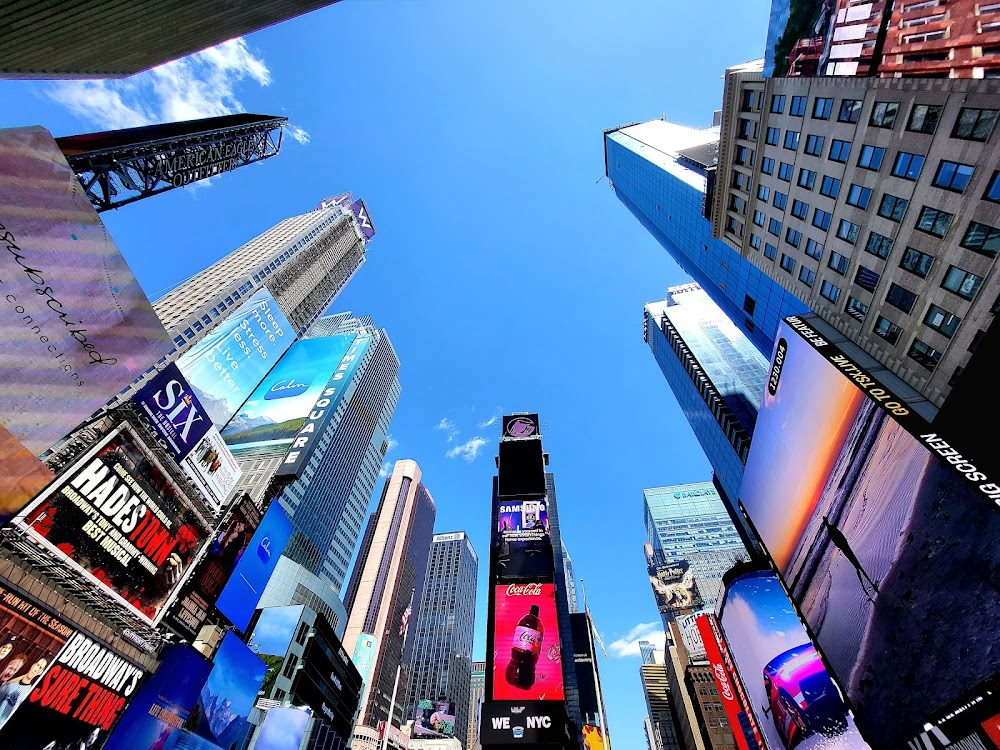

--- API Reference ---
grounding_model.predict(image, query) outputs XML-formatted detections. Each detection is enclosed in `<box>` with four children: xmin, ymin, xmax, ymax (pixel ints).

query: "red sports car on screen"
<box><xmin>762</xmin><ymin>643</ymin><xmax>849</xmax><ymax>748</ymax></box>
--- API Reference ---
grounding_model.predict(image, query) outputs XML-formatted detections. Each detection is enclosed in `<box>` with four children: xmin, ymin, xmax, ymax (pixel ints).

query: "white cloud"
<box><xmin>287</xmin><ymin>125</ymin><xmax>311</xmax><ymax>145</ymax></box>
<box><xmin>477</xmin><ymin>407</ymin><xmax>503</xmax><ymax>429</ymax></box>
<box><xmin>48</xmin><ymin>38</ymin><xmax>271</xmax><ymax>131</ymax></box>
<box><xmin>379</xmin><ymin>461</ymin><xmax>392</xmax><ymax>478</ymax></box>
<box><xmin>608</xmin><ymin>622</ymin><xmax>666</xmax><ymax>658</ymax></box>
<box><xmin>446</xmin><ymin>436</ymin><xmax>489</xmax><ymax>462</ymax></box>
<box><xmin>437</xmin><ymin>418</ymin><xmax>456</xmax><ymax>431</ymax></box>
<box><xmin>385</xmin><ymin>435</ymin><xmax>399</xmax><ymax>453</ymax></box>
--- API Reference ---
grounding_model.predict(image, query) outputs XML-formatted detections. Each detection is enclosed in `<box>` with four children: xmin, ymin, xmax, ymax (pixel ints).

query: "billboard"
<box><xmin>492</xmin><ymin>583</ymin><xmax>564</xmax><ymax>701</ymax></box>
<box><xmin>495</xmin><ymin>499</ymin><xmax>553</xmax><ymax>581</ymax></box>
<box><xmin>479</xmin><ymin>700</ymin><xmax>572</xmax><ymax>746</ymax></box>
<box><xmin>349</xmin><ymin>200</ymin><xmax>375</xmax><ymax>241</ymax></box>
<box><xmin>497</xmin><ymin>440</ymin><xmax>547</xmax><ymax>498</ymax></box>
<box><xmin>254</xmin><ymin>706</ymin><xmax>310</xmax><ymax>750</ymax></box>
<box><xmin>718</xmin><ymin>569</ymin><xmax>868</xmax><ymax>750</ymax></box>
<box><xmin>413</xmin><ymin>698</ymin><xmax>456</xmax><ymax>738</ymax></box>
<box><xmin>14</xmin><ymin>424</ymin><xmax>210</xmax><ymax>624</ymax></box>
<box><xmin>103</xmin><ymin>644</ymin><xmax>212</xmax><ymax>750</ymax></box>
<box><xmin>0</xmin><ymin>126</ymin><xmax>171</xmax><ymax>457</ymax></box>
<box><xmin>0</xmin><ymin>423</ymin><xmax>53</xmax><ymax>527</ymax></box>
<box><xmin>0</xmin><ymin>631</ymin><xmax>146</xmax><ymax>750</ymax></box>
<box><xmin>274</xmin><ymin>334</ymin><xmax>372</xmax><ymax>478</ymax></box>
<box><xmin>502</xmin><ymin>414</ymin><xmax>540</xmax><ymax>440</ymax></box>
<box><xmin>192</xmin><ymin>632</ymin><xmax>266</xmax><ymax>748</ymax></box>
<box><xmin>351</xmin><ymin>634</ymin><xmax>378</xmax><ymax>687</ymax></box>
<box><xmin>582</xmin><ymin>725</ymin><xmax>606</xmax><ymax>750</ymax></box>
<box><xmin>290</xmin><ymin>630</ymin><xmax>363</xmax><ymax>739</ymax></box>
<box><xmin>214</xmin><ymin>500</ymin><xmax>293</xmax><ymax>632</ymax></box>
<box><xmin>220</xmin><ymin>333</ymin><xmax>358</xmax><ymax>449</ymax></box>
<box><xmin>182</xmin><ymin>428</ymin><xmax>241</xmax><ymax>512</ymax></box>
<box><xmin>739</xmin><ymin>316</ymin><xmax>1000</xmax><ymax>748</ymax></box>
<box><xmin>249</xmin><ymin>605</ymin><xmax>303</xmax><ymax>702</ymax></box>
<box><xmin>646</xmin><ymin>555</ymin><xmax>703</xmax><ymax>616</ymax></box>
<box><xmin>175</xmin><ymin>289</ymin><xmax>293</xmax><ymax>428</ymax></box>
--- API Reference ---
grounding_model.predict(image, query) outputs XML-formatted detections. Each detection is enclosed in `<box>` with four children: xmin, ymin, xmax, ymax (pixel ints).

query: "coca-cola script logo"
<box><xmin>506</xmin><ymin>583</ymin><xmax>543</xmax><ymax>596</ymax></box>
<box><xmin>505</xmin><ymin>417</ymin><xmax>536</xmax><ymax>438</ymax></box>
<box><xmin>712</xmin><ymin>663</ymin><xmax>734</xmax><ymax>701</ymax></box>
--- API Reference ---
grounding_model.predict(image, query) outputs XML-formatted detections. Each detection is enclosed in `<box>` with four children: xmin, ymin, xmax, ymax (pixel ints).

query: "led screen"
<box><xmin>254</xmin><ymin>706</ymin><xmax>310</xmax><ymax>750</ymax></box>
<box><xmin>496</xmin><ymin>440</ymin><xmax>546</xmax><ymax>497</ymax></box>
<box><xmin>492</xmin><ymin>583</ymin><xmax>564</xmax><ymax>701</ymax></box>
<box><xmin>413</xmin><ymin>698</ymin><xmax>456</xmax><ymax>738</ymax></box>
<box><xmin>495</xmin><ymin>498</ymin><xmax>553</xmax><ymax>580</ymax></box>
<box><xmin>0</xmin><ymin>424</ymin><xmax>52</xmax><ymax>526</ymax></box>
<box><xmin>646</xmin><ymin>556</ymin><xmax>703</xmax><ymax>616</ymax></box>
<box><xmin>192</xmin><ymin>632</ymin><xmax>266</xmax><ymax>747</ymax></box>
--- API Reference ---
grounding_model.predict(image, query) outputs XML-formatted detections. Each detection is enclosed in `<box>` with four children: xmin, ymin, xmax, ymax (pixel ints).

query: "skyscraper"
<box><xmin>343</xmin><ymin>460</ymin><xmax>436</xmax><ymax>746</ymax></box>
<box><xmin>604</xmin><ymin>118</ymin><xmax>807</xmax><ymax>357</ymax></box>
<box><xmin>404</xmin><ymin>531</ymin><xmax>479</xmax><ymax>749</ymax></box>
<box><xmin>643</xmin><ymin>483</ymin><xmax>750</xmax><ymax>608</ymax></box>
<box><xmin>644</xmin><ymin>283</ymin><xmax>769</xmax><ymax>505</ymax></box>
<box><xmin>639</xmin><ymin>641</ymin><xmax>657</xmax><ymax>665</ymax></box>
<box><xmin>641</xmin><ymin>655</ymin><xmax>684</xmax><ymax>750</ymax></box>
<box><xmin>562</xmin><ymin>543</ymin><xmax>580</xmax><ymax>614</ymax></box>
<box><xmin>468</xmin><ymin>662</ymin><xmax>486</xmax><ymax>750</ymax></box>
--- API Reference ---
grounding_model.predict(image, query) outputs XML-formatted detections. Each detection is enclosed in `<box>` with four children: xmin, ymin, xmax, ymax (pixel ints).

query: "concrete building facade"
<box><xmin>468</xmin><ymin>661</ymin><xmax>486</xmax><ymax>750</ymax></box>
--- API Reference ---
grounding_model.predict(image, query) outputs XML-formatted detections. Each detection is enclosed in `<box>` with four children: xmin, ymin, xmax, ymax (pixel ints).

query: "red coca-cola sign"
<box><xmin>506</xmin><ymin>583</ymin><xmax>543</xmax><ymax>596</ymax></box>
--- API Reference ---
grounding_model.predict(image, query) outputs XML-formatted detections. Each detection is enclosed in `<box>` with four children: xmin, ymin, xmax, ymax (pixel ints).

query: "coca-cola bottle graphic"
<box><xmin>505</xmin><ymin>604</ymin><xmax>543</xmax><ymax>689</ymax></box>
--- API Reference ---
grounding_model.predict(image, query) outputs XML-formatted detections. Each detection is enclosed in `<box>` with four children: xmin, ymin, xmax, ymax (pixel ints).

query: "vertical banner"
<box><xmin>694</xmin><ymin>614</ymin><xmax>761</xmax><ymax>750</ymax></box>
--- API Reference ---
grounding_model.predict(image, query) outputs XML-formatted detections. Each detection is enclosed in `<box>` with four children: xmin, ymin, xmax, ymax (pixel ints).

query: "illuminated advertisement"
<box><xmin>351</xmin><ymin>634</ymin><xmax>378</xmax><ymax>687</ymax></box>
<box><xmin>103</xmin><ymin>644</ymin><xmax>212</xmax><ymax>750</ymax></box>
<box><xmin>254</xmin><ymin>706</ymin><xmax>310</xmax><ymax>750</ymax></box>
<box><xmin>181</xmin><ymin>428</ymin><xmax>240</xmax><ymax>512</ymax></box>
<box><xmin>192</xmin><ymin>632</ymin><xmax>266</xmax><ymax>748</ymax></box>
<box><xmin>695</xmin><ymin>613</ymin><xmax>762</xmax><ymax>750</ymax></box>
<box><xmin>349</xmin><ymin>199</ymin><xmax>375</xmax><ymax>241</ymax></box>
<box><xmin>718</xmin><ymin>568</ymin><xmax>869</xmax><ymax>750</ymax></box>
<box><xmin>583</xmin><ymin>725</ymin><xmax>606</xmax><ymax>750</ymax></box>
<box><xmin>739</xmin><ymin>317</ymin><xmax>1000</xmax><ymax>748</ymax></box>
<box><xmin>495</xmin><ymin>499</ymin><xmax>553</xmax><ymax>581</ymax></box>
<box><xmin>0</xmin><ymin>126</ymin><xmax>171</xmax><ymax>457</ymax></box>
<box><xmin>480</xmin><ymin>700</ymin><xmax>571</xmax><ymax>746</ymax></box>
<box><xmin>215</xmin><ymin>500</ymin><xmax>293</xmax><ymax>632</ymax></box>
<box><xmin>274</xmin><ymin>334</ymin><xmax>372</xmax><ymax>478</ymax></box>
<box><xmin>492</xmin><ymin>583</ymin><xmax>564</xmax><ymax>701</ymax></box>
<box><xmin>0</xmin><ymin>423</ymin><xmax>52</xmax><ymax>526</ymax></box>
<box><xmin>496</xmin><ymin>439</ymin><xmax>546</xmax><ymax>498</ymax></box>
<box><xmin>413</xmin><ymin>698</ymin><xmax>456</xmax><ymax>737</ymax></box>
<box><xmin>0</xmin><ymin>631</ymin><xmax>146</xmax><ymax>750</ymax></box>
<box><xmin>502</xmin><ymin>414</ymin><xmax>539</xmax><ymax>440</ymax></box>
<box><xmin>176</xmin><ymin>289</ymin><xmax>292</xmax><ymax>428</ymax></box>
<box><xmin>646</xmin><ymin>555</ymin><xmax>703</xmax><ymax>616</ymax></box>
<box><xmin>249</xmin><ymin>605</ymin><xmax>303</xmax><ymax>701</ymax></box>
<box><xmin>14</xmin><ymin>425</ymin><xmax>210</xmax><ymax>624</ymax></box>
<box><xmin>220</xmin><ymin>333</ymin><xmax>358</xmax><ymax>449</ymax></box>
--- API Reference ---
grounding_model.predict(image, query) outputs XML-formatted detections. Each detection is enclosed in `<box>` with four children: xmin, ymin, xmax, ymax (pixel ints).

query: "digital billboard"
<box><xmin>349</xmin><ymin>199</ymin><xmax>375</xmax><ymax>241</ymax></box>
<box><xmin>215</xmin><ymin>500</ymin><xmax>293</xmax><ymax>632</ymax></box>
<box><xmin>413</xmin><ymin>698</ymin><xmax>456</xmax><ymax>738</ymax></box>
<box><xmin>0</xmin><ymin>423</ymin><xmax>53</xmax><ymax>527</ymax></box>
<box><xmin>175</xmin><ymin>288</ymin><xmax>292</xmax><ymax>428</ymax></box>
<box><xmin>0</xmin><ymin>126</ymin><xmax>171</xmax><ymax>457</ymax></box>
<box><xmin>646</xmin><ymin>556</ymin><xmax>703</xmax><ymax>616</ymax></box>
<box><xmin>497</xmin><ymin>439</ymin><xmax>546</xmax><ymax>498</ymax></box>
<box><xmin>248</xmin><ymin>605</ymin><xmax>303</xmax><ymax>702</ymax></box>
<box><xmin>739</xmin><ymin>317</ymin><xmax>1000</xmax><ymax>748</ymax></box>
<box><xmin>480</xmin><ymin>700</ymin><xmax>572</xmax><ymax>746</ymax></box>
<box><xmin>182</xmin><ymin>428</ymin><xmax>241</xmax><ymax>512</ymax></box>
<box><xmin>220</xmin><ymin>333</ymin><xmax>357</xmax><ymax>449</ymax></box>
<box><xmin>103</xmin><ymin>644</ymin><xmax>212</xmax><ymax>750</ymax></box>
<box><xmin>502</xmin><ymin>414</ymin><xmax>540</xmax><ymax>440</ymax></box>
<box><xmin>495</xmin><ymin>499</ymin><xmax>553</xmax><ymax>581</ymax></box>
<box><xmin>14</xmin><ymin>424</ymin><xmax>210</xmax><ymax>624</ymax></box>
<box><xmin>583</xmin><ymin>725</ymin><xmax>606</xmax><ymax>750</ymax></box>
<box><xmin>289</xmin><ymin>627</ymin><xmax>363</xmax><ymax>741</ymax></box>
<box><xmin>192</xmin><ymin>632</ymin><xmax>266</xmax><ymax>748</ymax></box>
<box><xmin>0</xmin><ymin>631</ymin><xmax>146</xmax><ymax>750</ymax></box>
<box><xmin>351</xmin><ymin>634</ymin><xmax>378</xmax><ymax>688</ymax></box>
<box><xmin>718</xmin><ymin>568</ymin><xmax>869</xmax><ymax>750</ymax></box>
<box><xmin>492</xmin><ymin>583</ymin><xmax>564</xmax><ymax>701</ymax></box>
<box><xmin>254</xmin><ymin>706</ymin><xmax>310</xmax><ymax>750</ymax></box>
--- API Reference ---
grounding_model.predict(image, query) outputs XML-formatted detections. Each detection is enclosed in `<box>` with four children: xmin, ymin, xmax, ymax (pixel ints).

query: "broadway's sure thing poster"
<box><xmin>492</xmin><ymin>583</ymin><xmax>564</xmax><ymax>701</ymax></box>
<box><xmin>14</xmin><ymin>425</ymin><xmax>210</xmax><ymax>624</ymax></box>
<box><xmin>739</xmin><ymin>317</ymin><xmax>1000</xmax><ymax>748</ymax></box>
<box><xmin>494</xmin><ymin>499</ymin><xmax>553</xmax><ymax>581</ymax></box>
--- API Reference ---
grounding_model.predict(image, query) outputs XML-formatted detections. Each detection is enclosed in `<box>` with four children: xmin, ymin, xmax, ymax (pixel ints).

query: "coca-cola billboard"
<box><xmin>491</xmin><ymin>584</ymin><xmax>564</xmax><ymax>702</ymax></box>
<box><xmin>695</xmin><ymin>613</ymin><xmax>762</xmax><ymax>750</ymax></box>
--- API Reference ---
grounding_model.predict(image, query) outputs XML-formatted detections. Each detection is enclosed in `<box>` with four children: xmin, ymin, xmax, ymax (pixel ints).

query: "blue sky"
<box><xmin>0</xmin><ymin>1</ymin><xmax>772</xmax><ymax>746</ymax></box>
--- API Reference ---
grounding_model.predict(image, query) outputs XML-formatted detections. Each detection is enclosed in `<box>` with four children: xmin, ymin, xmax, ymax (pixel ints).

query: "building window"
<box><xmin>784</xmin><ymin>130</ymin><xmax>800</xmax><ymax>150</ymax></box>
<box><xmin>837</xmin><ymin>219</ymin><xmax>861</xmax><ymax>244</ymax></box>
<box><xmin>741</xmin><ymin>89</ymin><xmax>755</xmax><ymax>112</ymax></box>
<box><xmin>839</xmin><ymin>99</ymin><xmax>862</xmax><ymax>123</ymax></box>
<box><xmin>900</xmin><ymin>246</ymin><xmax>934</xmax><ymax>277</ymax></box>
<box><xmin>970</xmin><ymin>329</ymin><xmax>986</xmax><ymax>354</ymax></box>
<box><xmin>771</xmin><ymin>94</ymin><xmax>786</xmax><ymax>114</ymax></box>
<box><xmin>791</xmin><ymin>199</ymin><xmax>809</xmax><ymax>219</ymax></box>
<box><xmin>828</xmin><ymin>251</ymin><xmax>850</xmax><ymax>275</ymax></box>
<box><xmin>798</xmin><ymin>168</ymin><xmax>816</xmax><ymax>189</ymax></box>
<box><xmin>941</xmin><ymin>265</ymin><xmax>983</xmax><ymax>300</ymax></box>
<box><xmin>765</xmin><ymin>127</ymin><xmax>780</xmax><ymax>145</ymax></box>
<box><xmin>805</xmin><ymin>238</ymin><xmax>824</xmax><ymax>259</ymax></box>
<box><xmin>874</xmin><ymin>315</ymin><xmax>903</xmax><ymax>344</ymax></box>
<box><xmin>820</xmin><ymin>280</ymin><xmax>841</xmax><ymax>303</ymax></box>
<box><xmin>886</xmin><ymin>282</ymin><xmax>918</xmax><ymax>313</ymax></box>
<box><xmin>984</xmin><ymin>171</ymin><xmax>1000</xmax><ymax>202</ymax></box>
<box><xmin>790</xmin><ymin>95</ymin><xmax>807</xmax><ymax>116</ymax></box>
<box><xmin>813</xmin><ymin>97</ymin><xmax>833</xmax><ymax>120</ymax></box>
<box><xmin>743</xmin><ymin>294</ymin><xmax>756</xmax><ymax>315</ymax></box>
<box><xmin>892</xmin><ymin>151</ymin><xmax>925</xmax><ymax>180</ymax></box>
<box><xmin>924</xmin><ymin>304</ymin><xmax>961</xmax><ymax>338</ymax></box>
<box><xmin>948</xmin><ymin>366</ymin><xmax>965</xmax><ymax>387</ymax></box>
<box><xmin>820</xmin><ymin>175</ymin><xmax>841</xmax><ymax>198</ymax></box>
<box><xmin>907</xmin><ymin>104</ymin><xmax>942</xmax><ymax>134</ymax></box>
<box><xmin>780</xmin><ymin>253</ymin><xmax>797</xmax><ymax>272</ymax></box>
<box><xmin>961</xmin><ymin>220</ymin><xmax>1000</xmax><ymax>258</ymax></box>
<box><xmin>757</xmin><ymin>183</ymin><xmax>770</xmax><ymax>201</ymax></box>
<box><xmin>902</xmin><ymin>12</ymin><xmax>946</xmax><ymax>26</ymax></box>
<box><xmin>804</xmin><ymin>134</ymin><xmax>824</xmax><ymax>156</ymax></box>
<box><xmin>952</xmin><ymin>107</ymin><xmax>999</xmax><ymax>141</ymax></box>
<box><xmin>854</xmin><ymin>265</ymin><xmax>881</xmax><ymax>292</ymax></box>
<box><xmin>729</xmin><ymin>194</ymin><xmax>743</xmax><ymax>212</ymax></box>
<box><xmin>846</xmin><ymin>184</ymin><xmax>873</xmax><ymax>209</ymax></box>
<box><xmin>846</xmin><ymin>296</ymin><xmax>869</xmax><ymax>321</ymax></box>
<box><xmin>768</xmin><ymin>217</ymin><xmax>782</xmax><ymax>236</ymax></box>
<box><xmin>778</xmin><ymin>162</ymin><xmax>794</xmax><ymax>181</ymax></box>
<box><xmin>749</xmin><ymin>233</ymin><xmax>762</xmax><ymax>250</ymax></box>
<box><xmin>932</xmin><ymin>160</ymin><xmax>975</xmax><ymax>192</ymax></box>
<box><xmin>870</xmin><ymin>101</ymin><xmax>899</xmax><ymax>128</ymax></box>
<box><xmin>764</xmin><ymin>242</ymin><xmax>778</xmax><ymax>260</ymax></box>
<box><xmin>812</xmin><ymin>208</ymin><xmax>832</xmax><ymax>230</ymax></box>
<box><xmin>761</xmin><ymin>157</ymin><xmax>775</xmax><ymax>175</ymax></box>
<box><xmin>908</xmin><ymin>338</ymin><xmax>942</xmax><ymax>370</ymax></box>
<box><xmin>861</xmin><ymin>231</ymin><xmax>893</xmax><ymax>259</ymax></box>
<box><xmin>786</xmin><ymin>228</ymin><xmax>802</xmax><ymax>247</ymax></box>
<box><xmin>735</xmin><ymin>146</ymin><xmax>752</xmax><ymax>165</ymax></box>
<box><xmin>753</xmin><ymin>210</ymin><xmax>766</xmax><ymax>226</ymax></box>
<box><xmin>857</xmin><ymin>145</ymin><xmax>885</xmax><ymax>171</ymax></box>
<box><xmin>738</xmin><ymin>118</ymin><xmax>755</xmax><ymax>139</ymax></box>
<box><xmin>773</xmin><ymin>191</ymin><xmax>788</xmax><ymax>210</ymax></box>
<box><xmin>904</xmin><ymin>29</ymin><xmax>945</xmax><ymax>43</ymax></box>
<box><xmin>878</xmin><ymin>193</ymin><xmax>909</xmax><ymax>222</ymax></box>
<box><xmin>916</xmin><ymin>206</ymin><xmax>953</xmax><ymax>237</ymax></box>
<box><xmin>799</xmin><ymin>265</ymin><xmax>816</xmax><ymax>286</ymax></box>
<box><xmin>829</xmin><ymin>139</ymin><xmax>851</xmax><ymax>163</ymax></box>
<box><xmin>173</xmin><ymin>335</ymin><xmax>186</xmax><ymax>348</ymax></box>
<box><xmin>725</xmin><ymin>216</ymin><xmax>744</xmax><ymax>236</ymax></box>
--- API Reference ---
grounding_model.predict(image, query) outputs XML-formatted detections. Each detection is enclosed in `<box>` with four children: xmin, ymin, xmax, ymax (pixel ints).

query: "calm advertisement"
<box><xmin>0</xmin><ymin>631</ymin><xmax>146</xmax><ymax>750</ymax></box>
<box><xmin>254</xmin><ymin>706</ymin><xmax>310</xmax><ymax>750</ymax></box>
<box><xmin>175</xmin><ymin>289</ymin><xmax>292</xmax><ymax>428</ymax></box>
<box><xmin>492</xmin><ymin>583</ymin><xmax>564</xmax><ymax>701</ymax></box>
<box><xmin>14</xmin><ymin>425</ymin><xmax>210</xmax><ymax>624</ymax></box>
<box><xmin>220</xmin><ymin>333</ymin><xmax>357</xmax><ymax>449</ymax></box>
<box><xmin>250</xmin><ymin>605</ymin><xmax>303</xmax><ymax>701</ymax></box>
<box><xmin>495</xmin><ymin>499</ymin><xmax>553</xmax><ymax>581</ymax></box>
<box><xmin>0</xmin><ymin>583</ymin><xmax>74</xmax><ymax>734</ymax></box>
<box><xmin>192</xmin><ymin>632</ymin><xmax>266</xmax><ymax>748</ymax></box>
<box><xmin>719</xmin><ymin>569</ymin><xmax>869</xmax><ymax>750</ymax></box>
<box><xmin>103</xmin><ymin>644</ymin><xmax>212</xmax><ymax>750</ymax></box>
<box><xmin>646</xmin><ymin>553</ymin><xmax>703</xmax><ymax>617</ymax></box>
<box><xmin>215</xmin><ymin>501</ymin><xmax>293</xmax><ymax>632</ymax></box>
<box><xmin>739</xmin><ymin>318</ymin><xmax>1000</xmax><ymax>748</ymax></box>
<box><xmin>413</xmin><ymin>698</ymin><xmax>456</xmax><ymax>738</ymax></box>
<box><xmin>0</xmin><ymin>126</ymin><xmax>170</xmax><ymax>457</ymax></box>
